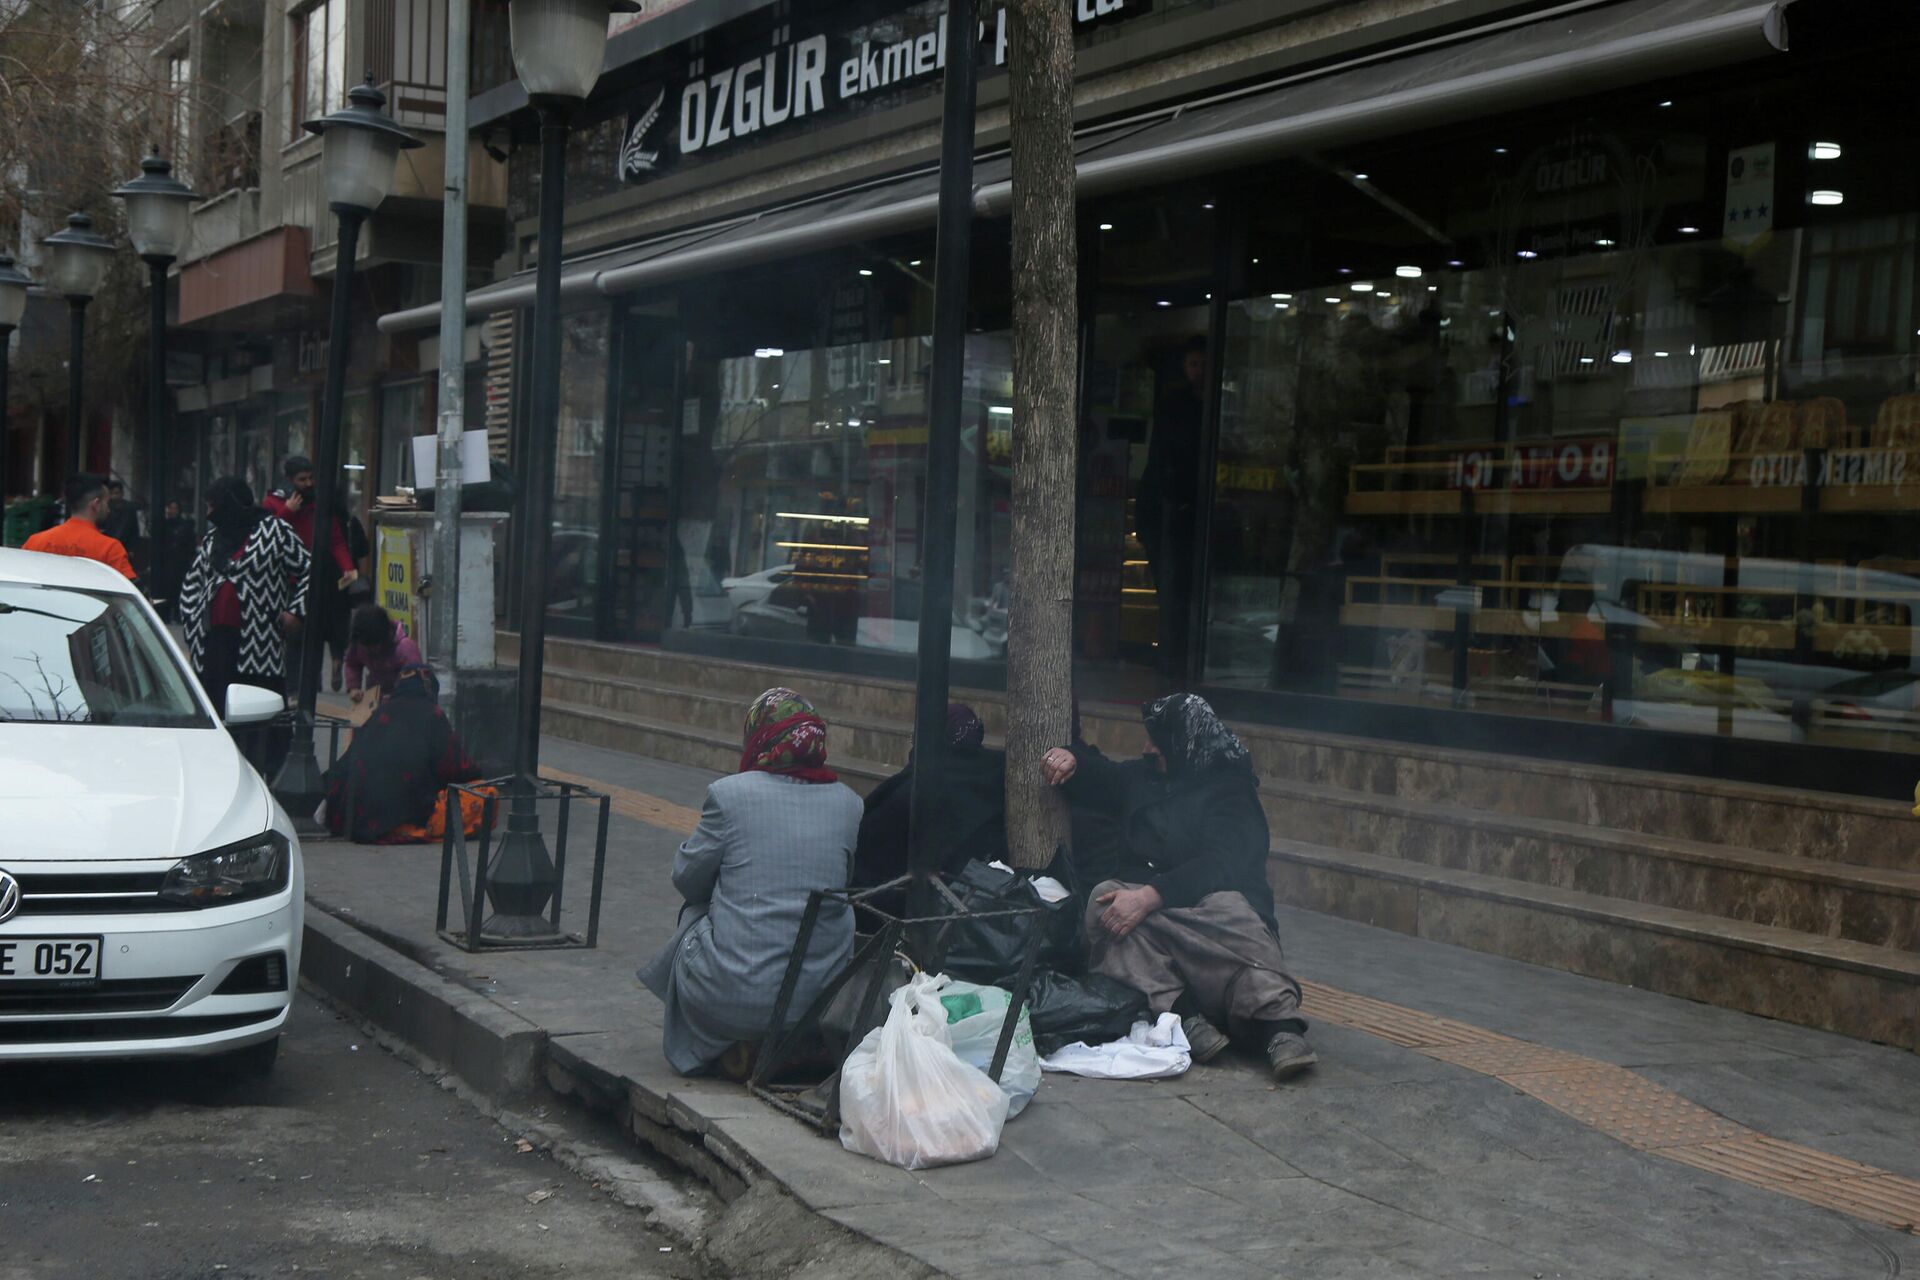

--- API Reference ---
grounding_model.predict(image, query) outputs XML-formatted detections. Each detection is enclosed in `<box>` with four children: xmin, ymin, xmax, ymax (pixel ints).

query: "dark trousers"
<box><xmin>198</xmin><ymin>626</ymin><xmax>288</xmax><ymax>776</ymax></box>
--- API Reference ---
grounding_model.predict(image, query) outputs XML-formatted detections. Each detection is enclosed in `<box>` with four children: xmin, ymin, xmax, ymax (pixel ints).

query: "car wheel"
<box><xmin>219</xmin><ymin>1036</ymin><xmax>280</xmax><ymax>1079</ymax></box>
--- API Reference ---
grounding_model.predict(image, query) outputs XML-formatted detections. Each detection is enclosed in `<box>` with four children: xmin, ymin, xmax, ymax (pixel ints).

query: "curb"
<box><xmin>299</xmin><ymin>899</ymin><xmax>940</xmax><ymax>1279</ymax></box>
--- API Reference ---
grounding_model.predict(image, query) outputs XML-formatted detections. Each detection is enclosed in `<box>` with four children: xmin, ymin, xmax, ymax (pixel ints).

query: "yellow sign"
<box><xmin>376</xmin><ymin>525</ymin><xmax>416</xmax><ymax>634</ymax></box>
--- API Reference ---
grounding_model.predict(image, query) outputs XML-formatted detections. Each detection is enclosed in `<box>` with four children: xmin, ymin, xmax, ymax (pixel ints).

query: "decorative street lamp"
<box><xmin>0</xmin><ymin>255</ymin><xmax>32</xmax><ymax>528</ymax></box>
<box><xmin>40</xmin><ymin>212</ymin><xmax>115</xmax><ymax>477</ymax></box>
<box><xmin>491</xmin><ymin>0</ymin><xmax>636</xmax><ymax>938</ymax></box>
<box><xmin>114</xmin><ymin>148</ymin><xmax>199</xmax><ymax>600</ymax></box>
<box><xmin>270</xmin><ymin>76</ymin><xmax>422</xmax><ymax>827</ymax></box>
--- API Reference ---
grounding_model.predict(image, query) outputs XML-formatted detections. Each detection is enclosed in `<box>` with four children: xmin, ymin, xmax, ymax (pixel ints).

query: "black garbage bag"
<box><xmin>1027</xmin><ymin>971</ymin><xmax>1149</xmax><ymax>1056</ymax></box>
<box><xmin>937</xmin><ymin>860</ymin><xmax>1078</xmax><ymax>985</ymax></box>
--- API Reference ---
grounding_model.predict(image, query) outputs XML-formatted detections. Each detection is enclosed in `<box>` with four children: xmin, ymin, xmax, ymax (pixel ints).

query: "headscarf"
<box><xmin>206</xmin><ymin>476</ymin><xmax>267</xmax><ymax>566</ymax></box>
<box><xmin>739</xmin><ymin>687</ymin><xmax>837</xmax><ymax>784</ymax></box>
<box><xmin>947</xmin><ymin>703</ymin><xmax>985</xmax><ymax>749</ymax></box>
<box><xmin>1141</xmin><ymin>693</ymin><xmax>1250</xmax><ymax>776</ymax></box>
<box><xmin>390</xmin><ymin>663</ymin><xmax>439</xmax><ymax>703</ymax></box>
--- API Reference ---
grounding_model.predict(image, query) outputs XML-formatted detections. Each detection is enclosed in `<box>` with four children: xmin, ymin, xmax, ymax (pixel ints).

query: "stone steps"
<box><xmin>1268</xmin><ymin>839</ymin><xmax>1920</xmax><ymax>1050</ymax></box>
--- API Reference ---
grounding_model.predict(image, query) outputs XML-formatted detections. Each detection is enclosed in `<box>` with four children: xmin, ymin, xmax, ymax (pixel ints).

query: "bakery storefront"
<box><xmin>386</xmin><ymin>0</ymin><xmax>1920</xmax><ymax>794</ymax></box>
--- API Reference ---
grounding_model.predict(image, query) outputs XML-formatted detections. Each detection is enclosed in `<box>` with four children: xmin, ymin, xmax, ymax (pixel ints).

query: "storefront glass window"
<box><xmin>342</xmin><ymin>389</ymin><xmax>372</xmax><ymax>513</ymax></box>
<box><xmin>1207</xmin><ymin>50</ymin><xmax>1920</xmax><ymax>755</ymax></box>
<box><xmin>549</xmin><ymin>308</ymin><xmax>611</xmax><ymax>629</ymax></box>
<box><xmin>378</xmin><ymin>380</ymin><xmax>427</xmax><ymax>497</ymax></box>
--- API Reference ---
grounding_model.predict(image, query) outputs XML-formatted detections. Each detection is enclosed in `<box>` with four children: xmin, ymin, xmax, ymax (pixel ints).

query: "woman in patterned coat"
<box><xmin>178</xmin><ymin>476</ymin><xmax>310</xmax><ymax>766</ymax></box>
<box><xmin>638</xmin><ymin>688</ymin><xmax>862</xmax><ymax>1077</ymax></box>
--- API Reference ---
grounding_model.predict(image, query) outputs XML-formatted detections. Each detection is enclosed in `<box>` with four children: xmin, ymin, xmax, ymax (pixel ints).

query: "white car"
<box><xmin>0</xmin><ymin>548</ymin><xmax>303</xmax><ymax>1072</ymax></box>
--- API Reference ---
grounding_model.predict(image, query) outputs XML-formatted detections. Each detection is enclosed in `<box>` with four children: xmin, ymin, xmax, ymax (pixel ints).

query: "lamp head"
<box><xmin>302</xmin><ymin>75</ymin><xmax>424</xmax><ymax>215</ymax></box>
<box><xmin>40</xmin><ymin>212</ymin><xmax>115</xmax><ymax>301</ymax></box>
<box><xmin>509</xmin><ymin>0</ymin><xmax>638</xmax><ymax>104</ymax></box>
<box><xmin>113</xmin><ymin>148</ymin><xmax>200</xmax><ymax>262</ymax></box>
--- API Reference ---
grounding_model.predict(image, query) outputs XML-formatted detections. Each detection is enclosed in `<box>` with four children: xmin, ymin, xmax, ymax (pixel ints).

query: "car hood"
<box><xmin>0</xmin><ymin>725</ymin><xmax>270</xmax><ymax>862</ymax></box>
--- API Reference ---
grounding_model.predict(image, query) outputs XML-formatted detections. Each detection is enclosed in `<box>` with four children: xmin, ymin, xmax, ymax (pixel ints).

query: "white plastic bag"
<box><xmin>838</xmin><ymin>973</ymin><xmax>1010</xmax><ymax>1170</ymax></box>
<box><xmin>938</xmin><ymin>978</ymin><xmax>1041</xmax><ymax>1117</ymax></box>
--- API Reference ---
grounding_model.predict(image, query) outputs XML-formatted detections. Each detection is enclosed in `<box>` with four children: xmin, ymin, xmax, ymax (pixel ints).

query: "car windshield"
<box><xmin>0</xmin><ymin>583</ymin><xmax>211</xmax><ymax>727</ymax></box>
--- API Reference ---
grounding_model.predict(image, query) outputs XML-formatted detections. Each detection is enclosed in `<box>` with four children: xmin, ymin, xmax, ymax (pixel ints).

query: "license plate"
<box><xmin>0</xmin><ymin>937</ymin><xmax>103</xmax><ymax>983</ymax></box>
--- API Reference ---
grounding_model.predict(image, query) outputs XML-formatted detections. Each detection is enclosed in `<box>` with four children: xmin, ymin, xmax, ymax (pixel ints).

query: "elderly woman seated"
<box><xmin>324</xmin><ymin>665</ymin><xmax>487</xmax><ymax>844</ymax></box>
<box><xmin>853</xmin><ymin>703</ymin><xmax>1007</xmax><ymax>894</ymax></box>
<box><xmin>640</xmin><ymin>688</ymin><xmax>863</xmax><ymax>1078</ymax></box>
<box><xmin>1041</xmin><ymin>694</ymin><xmax>1314</xmax><ymax>1080</ymax></box>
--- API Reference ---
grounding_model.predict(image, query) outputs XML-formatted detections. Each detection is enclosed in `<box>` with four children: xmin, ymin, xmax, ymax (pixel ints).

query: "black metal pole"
<box><xmin>67</xmin><ymin>297</ymin><xmax>88</xmax><ymax>477</ymax></box>
<box><xmin>905</xmin><ymin>0</ymin><xmax>976</xmax><ymax>939</ymax></box>
<box><xmin>0</xmin><ymin>325</ymin><xmax>11</xmax><ymax>533</ymax></box>
<box><xmin>485</xmin><ymin>101</ymin><xmax>572</xmax><ymax>939</ymax></box>
<box><xmin>270</xmin><ymin>206</ymin><xmax>364</xmax><ymax>825</ymax></box>
<box><xmin>145</xmin><ymin>257</ymin><xmax>169</xmax><ymax>594</ymax></box>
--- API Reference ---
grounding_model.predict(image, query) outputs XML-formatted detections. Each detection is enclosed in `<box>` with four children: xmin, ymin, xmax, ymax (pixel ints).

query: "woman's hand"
<box><xmin>1097</xmin><ymin>885</ymin><xmax>1163</xmax><ymax>939</ymax></box>
<box><xmin>349</xmin><ymin>688</ymin><xmax>366</xmax><ymax>705</ymax></box>
<box><xmin>279</xmin><ymin>611</ymin><xmax>301</xmax><ymax>634</ymax></box>
<box><xmin>1041</xmin><ymin>747</ymin><xmax>1077</xmax><ymax>786</ymax></box>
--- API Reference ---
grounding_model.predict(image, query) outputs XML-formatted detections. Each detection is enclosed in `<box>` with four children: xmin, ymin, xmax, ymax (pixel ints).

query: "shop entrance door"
<box><xmin>603</xmin><ymin>313</ymin><xmax>684</xmax><ymax>642</ymax></box>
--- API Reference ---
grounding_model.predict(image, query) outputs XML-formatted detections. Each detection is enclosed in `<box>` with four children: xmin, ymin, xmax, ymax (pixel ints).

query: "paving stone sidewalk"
<box><xmin>301</xmin><ymin>733</ymin><xmax>1920</xmax><ymax>1280</ymax></box>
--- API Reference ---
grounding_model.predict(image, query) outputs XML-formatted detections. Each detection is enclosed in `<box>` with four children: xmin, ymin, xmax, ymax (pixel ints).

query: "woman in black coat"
<box><xmin>854</xmin><ymin>703</ymin><xmax>1007</xmax><ymax>892</ymax></box>
<box><xmin>1042</xmin><ymin>695</ymin><xmax>1314</xmax><ymax>1080</ymax></box>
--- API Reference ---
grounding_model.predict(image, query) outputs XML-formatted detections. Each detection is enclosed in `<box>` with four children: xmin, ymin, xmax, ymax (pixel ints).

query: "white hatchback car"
<box><xmin>0</xmin><ymin>547</ymin><xmax>303</xmax><ymax>1073</ymax></box>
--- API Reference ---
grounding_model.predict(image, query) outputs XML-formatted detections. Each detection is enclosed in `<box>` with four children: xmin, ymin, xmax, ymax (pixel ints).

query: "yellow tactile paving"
<box><xmin>559</xmin><ymin>763</ymin><xmax>1920</xmax><ymax>1237</ymax></box>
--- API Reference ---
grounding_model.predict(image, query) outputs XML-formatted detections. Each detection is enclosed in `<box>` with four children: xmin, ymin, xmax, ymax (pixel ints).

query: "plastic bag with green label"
<box><xmin>939</xmin><ymin>978</ymin><xmax>1041</xmax><ymax>1117</ymax></box>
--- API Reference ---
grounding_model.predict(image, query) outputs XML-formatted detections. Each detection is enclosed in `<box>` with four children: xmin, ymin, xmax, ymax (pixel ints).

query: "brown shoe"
<box><xmin>1266</xmin><ymin>1031</ymin><xmax>1318</xmax><ymax>1081</ymax></box>
<box><xmin>1182</xmin><ymin>1015</ymin><xmax>1230</xmax><ymax>1064</ymax></box>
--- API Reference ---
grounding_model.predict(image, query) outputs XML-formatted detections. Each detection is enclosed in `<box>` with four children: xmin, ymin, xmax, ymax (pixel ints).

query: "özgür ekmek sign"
<box><xmin>619</xmin><ymin>0</ymin><xmax>1147</xmax><ymax>184</ymax></box>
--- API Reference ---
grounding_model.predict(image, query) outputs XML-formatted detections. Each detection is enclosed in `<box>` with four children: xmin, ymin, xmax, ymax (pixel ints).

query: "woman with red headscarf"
<box><xmin>638</xmin><ymin>688</ymin><xmax>863</xmax><ymax>1077</ymax></box>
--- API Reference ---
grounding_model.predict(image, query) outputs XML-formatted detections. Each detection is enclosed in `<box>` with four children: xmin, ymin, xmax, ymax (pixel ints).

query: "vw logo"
<box><xmin>0</xmin><ymin>871</ymin><xmax>17</xmax><ymax>925</ymax></box>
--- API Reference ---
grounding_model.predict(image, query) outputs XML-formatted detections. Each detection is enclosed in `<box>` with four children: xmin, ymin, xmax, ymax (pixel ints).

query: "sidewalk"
<box><xmin>299</xmin><ymin>731</ymin><xmax>1920</xmax><ymax>1279</ymax></box>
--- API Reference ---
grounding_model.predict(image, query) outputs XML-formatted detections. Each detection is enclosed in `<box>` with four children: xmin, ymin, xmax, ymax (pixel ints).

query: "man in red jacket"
<box><xmin>266</xmin><ymin>454</ymin><xmax>359</xmax><ymax>687</ymax></box>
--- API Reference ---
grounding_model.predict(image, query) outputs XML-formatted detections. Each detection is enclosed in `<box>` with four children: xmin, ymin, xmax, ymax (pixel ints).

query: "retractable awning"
<box><xmin>380</xmin><ymin>0</ymin><xmax>1790</xmax><ymax>335</ymax></box>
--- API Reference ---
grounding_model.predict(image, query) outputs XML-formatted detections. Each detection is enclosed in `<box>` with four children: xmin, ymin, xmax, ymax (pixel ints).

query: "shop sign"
<box><xmin>1747</xmin><ymin>448</ymin><xmax>1907</xmax><ymax>489</ymax></box>
<box><xmin>1723</xmin><ymin>142</ymin><xmax>1775</xmax><ymax>251</ymax></box>
<box><xmin>377</xmin><ymin>525</ymin><xmax>417</xmax><ymax>635</ymax></box>
<box><xmin>619</xmin><ymin>1</ymin><xmax>1151</xmax><ymax>185</ymax></box>
<box><xmin>1446</xmin><ymin>439</ymin><xmax>1613</xmax><ymax>490</ymax></box>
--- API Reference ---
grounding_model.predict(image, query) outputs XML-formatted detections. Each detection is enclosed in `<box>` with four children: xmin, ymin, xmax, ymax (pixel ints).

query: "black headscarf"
<box><xmin>206</xmin><ymin>476</ymin><xmax>267</xmax><ymax>566</ymax></box>
<box><xmin>1141</xmin><ymin>693</ymin><xmax>1249</xmax><ymax>776</ymax></box>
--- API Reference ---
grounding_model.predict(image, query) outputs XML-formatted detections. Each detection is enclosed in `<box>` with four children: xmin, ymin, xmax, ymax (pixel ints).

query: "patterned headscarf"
<box><xmin>1142</xmin><ymin>693</ymin><xmax>1250</xmax><ymax>776</ymax></box>
<box><xmin>947</xmin><ymin>703</ymin><xmax>985</xmax><ymax>749</ymax></box>
<box><xmin>739</xmin><ymin>687</ymin><xmax>837</xmax><ymax>784</ymax></box>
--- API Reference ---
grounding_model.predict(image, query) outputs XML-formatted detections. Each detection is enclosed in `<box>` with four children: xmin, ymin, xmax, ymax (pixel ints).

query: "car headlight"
<box><xmin>159</xmin><ymin>832</ymin><xmax>291</xmax><ymax>907</ymax></box>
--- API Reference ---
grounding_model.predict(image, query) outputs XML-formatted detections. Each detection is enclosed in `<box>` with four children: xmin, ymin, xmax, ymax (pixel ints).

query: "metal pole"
<box><xmin>146</xmin><ymin>257</ymin><xmax>170</xmax><ymax>594</ymax></box>
<box><xmin>486</xmin><ymin>102</ymin><xmax>571</xmax><ymax>939</ymax></box>
<box><xmin>67</xmin><ymin>297</ymin><xmax>87</xmax><ymax>477</ymax></box>
<box><xmin>431</xmin><ymin>0</ymin><xmax>471</xmax><ymax>674</ymax></box>
<box><xmin>270</xmin><ymin>207</ymin><xmax>365</xmax><ymax>824</ymax></box>
<box><xmin>906</xmin><ymin>0</ymin><xmax>976</xmax><ymax>936</ymax></box>
<box><xmin>0</xmin><ymin>325</ymin><xmax>11</xmax><ymax>536</ymax></box>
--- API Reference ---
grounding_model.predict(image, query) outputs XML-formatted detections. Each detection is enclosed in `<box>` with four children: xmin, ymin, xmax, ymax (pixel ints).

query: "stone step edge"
<box><xmin>541</xmin><ymin>699</ymin><xmax>897</xmax><ymax>786</ymax></box>
<box><xmin>1261</xmin><ymin>776</ymin><xmax>1920</xmax><ymax>897</ymax></box>
<box><xmin>1271</xmin><ymin>839</ymin><xmax>1920</xmax><ymax>984</ymax></box>
<box><xmin>519</xmin><ymin>640</ymin><xmax>1910</xmax><ymax>824</ymax></box>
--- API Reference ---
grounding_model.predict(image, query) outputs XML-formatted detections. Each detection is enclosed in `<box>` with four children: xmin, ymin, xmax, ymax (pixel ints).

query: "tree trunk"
<box><xmin>1003</xmin><ymin>0</ymin><xmax>1079</xmax><ymax>869</ymax></box>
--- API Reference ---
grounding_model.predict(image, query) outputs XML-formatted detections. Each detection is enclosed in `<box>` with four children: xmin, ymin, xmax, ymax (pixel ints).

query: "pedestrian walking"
<box><xmin>22</xmin><ymin>473</ymin><xmax>137</xmax><ymax>580</ymax></box>
<box><xmin>265</xmin><ymin>454</ymin><xmax>359</xmax><ymax>689</ymax></box>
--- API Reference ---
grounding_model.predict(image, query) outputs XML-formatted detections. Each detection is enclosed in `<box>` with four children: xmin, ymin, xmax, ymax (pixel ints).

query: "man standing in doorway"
<box><xmin>1138</xmin><ymin>335</ymin><xmax>1208</xmax><ymax>680</ymax></box>
<box><xmin>23</xmin><ymin>473</ymin><xmax>138</xmax><ymax>581</ymax></box>
<box><xmin>266</xmin><ymin>454</ymin><xmax>359</xmax><ymax>687</ymax></box>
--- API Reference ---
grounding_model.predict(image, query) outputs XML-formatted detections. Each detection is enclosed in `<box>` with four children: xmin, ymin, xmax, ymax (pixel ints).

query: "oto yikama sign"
<box><xmin>376</xmin><ymin>525</ymin><xmax>417</xmax><ymax>635</ymax></box>
<box><xmin>619</xmin><ymin>1</ymin><xmax>1150</xmax><ymax>184</ymax></box>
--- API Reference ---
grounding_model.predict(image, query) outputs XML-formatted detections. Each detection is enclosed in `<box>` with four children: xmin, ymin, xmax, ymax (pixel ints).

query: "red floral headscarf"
<box><xmin>739</xmin><ymin>687</ymin><xmax>837</xmax><ymax>784</ymax></box>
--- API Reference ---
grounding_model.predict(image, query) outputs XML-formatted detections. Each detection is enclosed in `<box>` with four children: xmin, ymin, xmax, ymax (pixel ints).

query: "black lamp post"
<box><xmin>490</xmin><ymin>0</ymin><xmax>635</xmax><ymax>937</ymax></box>
<box><xmin>0</xmin><ymin>255</ymin><xmax>30</xmax><ymax>527</ymax></box>
<box><xmin>40</xmin><ymin>212</ymin><xmax>115</xmax><ymax>479</ymax></box>
<box><xmin>270</xmin><ymin>77</ymin><xmax>423</xmax><ymax>826</ymax></box>
<box><xmin>114</xmin><ymin>149</ymin><xmax>198</xmax><ymax>596</ymax></box>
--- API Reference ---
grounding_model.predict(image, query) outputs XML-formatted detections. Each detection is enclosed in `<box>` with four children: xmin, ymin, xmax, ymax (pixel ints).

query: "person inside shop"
<box><xmin>265</xmin><ymin>454</ymin><xmax>359</xmax><ymax>688</ymax></box>
<box><xmin>853</xmin><ymin>703</ymin><xmax>1007</xmax><ymax>898</ymax></box>
<box><xmin>323</xmin><ymin>664</ymin><xmax>490</xmax><ymax>844</ymax></box>
<box><xmin>343</xmin><ymin>603</ymin><xmax>424</xmax><ymax>706</ymax></box>
<box><xmin>1138</xmin><ymin>336</ymin><xmax>1209</xmax><ymax>678</ymax></box>
<box><xmin>177</xmin><ymin>476</ymin><xmax>310</xmax><ymax>770</ymax></box>
<box><xmin>99</xmin><ymin>479</ymin><xmax>142</xmax><ymax>552</ymax></box>
<box><xmin>22</xmin><ymin>473</ymin><xmax>138</xmax><ymax>581</ymax></box>
<box><xmin>154</xmin><ymin>500</ymin><xmax>197</xmax><ymax>622</ymax></box>
<box><xmin>639</xmin><ymin>688</ymin><xmax>863</xmax><ymax>1078</ymax></box>
<box><xmin>1039</xmin><ymin>693</ymin><xmax>1316</xmax><ymax>1081</ymax></box>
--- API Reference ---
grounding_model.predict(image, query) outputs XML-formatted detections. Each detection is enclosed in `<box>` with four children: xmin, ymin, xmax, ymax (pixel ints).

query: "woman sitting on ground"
<box><xmin>639</xmin><ymin>688</ymin><xmax>863</xmax><ymax>1078</ymax></box>
<box><xmin>853</xmin><ymin>702</ymin><xmax>1006</xmax><ymax>893</ymax></box>
<box><xmin>1040</xmin><ymin>694</ymin><xmax>1315</xmax><ymax>1080</ymax></box>
<box><xmin>324</xmin><ymin>664</ymin><xmax>487</xmax><ymax>844</ymax></box>
<box><xmin>344</xmin><ymin>602</ymin><xmax>423</xmax><ymax>704</ymax></box>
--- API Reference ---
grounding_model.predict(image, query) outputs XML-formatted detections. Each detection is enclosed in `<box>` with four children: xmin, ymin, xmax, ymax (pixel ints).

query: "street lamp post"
<box><xmin>114</xmin><ymin>149</ymin><xmax>198</xmax><ymax>598</ymax></box>
<box><xmin>0</xmin><ymin>255</ymin><xmax>31</xmax><ymax>531</ymax></box>
<box><xmin>269</xmin><ymin>77</ymin><xmax>423</xmax><ymax>826</ymax></box>
<box><xmin>490</xmin><ymin>0</ymin><xmax>635</xmax><ymax>937</ymax></box>
<box><xmin>40</xmin><ymin>212</ymin><xmax>115</xmax><ymax>478</ymax></box>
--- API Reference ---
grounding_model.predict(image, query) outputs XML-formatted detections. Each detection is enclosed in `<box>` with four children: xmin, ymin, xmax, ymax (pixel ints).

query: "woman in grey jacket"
<box><xmin>640</xmin><ymin>687</ymin><xmax>863</xmax><ymax>1076</ymax></box>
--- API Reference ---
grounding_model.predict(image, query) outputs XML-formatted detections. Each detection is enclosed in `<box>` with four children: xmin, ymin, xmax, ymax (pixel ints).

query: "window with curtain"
<box><xmin>290</xmin><ymin>0</ymin><xmax>346</xmax><ymax>139</ymax></box>
<box><xmin>167</xmin><ymin>50</ymin><xmax>191</xmax><ymax>172</ymax></box>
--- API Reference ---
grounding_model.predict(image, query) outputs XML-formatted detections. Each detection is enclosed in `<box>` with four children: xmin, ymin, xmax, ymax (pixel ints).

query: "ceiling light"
<box><xmin>909</xmin><ymin>259</ymin><xmax>922</xmax><ymax>266</ymax></box>
<box><xmin>1516</xmin><ymin>249</ymin><xmax>1538</xmax><ymax>259</ymax></box>
<box><xmin>770</xmin><ymin>382</ymin><xmax>781</xmax><ymax>389</ymax></box>
<box><xmin>1269</xmin><ymin>292</ymin><xmax>1291</xmax><ymax>300</ymax></box>
<box><xmin>1156</xmin><ymin>299</ymin><xmax>1171</xmax><ymax>307</ymax></box>
<box><xmin>1375</xmin><ymin>291</ymin><xmax>1390</xmax><ymax>298</ymax></box>
<box><xmin>1324</xmin><ymin>297</ymin><xmax>1342</xmax><ymax>304</ymax></box>
<box><xmin>1610</xmin><ymin>351</ymin><xmax>1632</xmax><ymax>364</ymax></box>
<box><xmin>1677</xmin><ymin>225</ymin><xmax>1701</xmax><ymax>234</ymax></box>
<box><xmin>754</xmin><ymin>347</ymin><xmax>784</xmax><ymax>358</ymax></box>
<box><xmin>1658</xmin><ymin>99</ymin><xmax>1674</xmax><ymax>108</ymax></box>
<box><xmin>876</xmin><ymin>357</ymin><xmax>891</xmax><ymax>365</ymax></box>
<box><xmin>1098</xmin><ymin>223</ymin><xmax>1114</xmax><ymax>231</ymax></box>
<box><xmin>1338</xmin><ymin>267</ymin><xmax>1353</xmax><ymax>275</ymax></box>
<box><xmin>1447</xmin><ymin>259</ymin><xmax>1464</xmax><ymax>267</ymax></box>
<box><xmin>1350</xmin><ymin>281</ymin><xmax>1374</xmax><ymax>292</ymax></box>
<box><xmin>1353</xmin><ymin>172</ymin><xmax>1369</xmax><ymax>182</ymax></box>
<box><xmin>1579</xmin><ymin>357</ymin><xmax>1595</xmax><ymax>364</ymax></box>
<box><xmin>777</xmin><ymin>511</ymin><xmax>870</xmax><ymax>525</ymax></box>
<box><xmin>1427</xmin><ymin>285</ymin><xmax>1438</xmax><ymax>292</ymax></box>
<box><xmin>1810</xmin><ymin>190</ymin><xmax>1845</xmax><ymax>206</ymax></box>
<box><xmin>858</xmin><ymin>268</ymin><xmax>873</xmax><ymax>276</ymax></box>
<box><xmin>1654</xmin><ymin>351</ymin><xmax>1670</xmax><ymax>357</ymax></box>
<box><xmin>1395</xmin><ymin>265</ymin><xmax>1421</xmax><ymax>278</ymax></box>
<box><xmin>1594</xmin><ymin>238</ymin><xmax>1616</xmax><ymax>247</ymax></box>
<box><xmin>1493</xmin><ymin>146</ymin><xmax>1508</xmax><ymax>155</ymax></box>
<box><xmin>1202</xmin><ymin>202</ymin><xmax>1214</xmax><ymax>210</ymax></box>
<box><xmin>988</xmin><ymin>405</ymin><xmax>1013</xmax><ymax>416</ymax></box>
<box><xmin>1811</xmin><ymin>141</ymin><xmax>1842</xmax><ymax>161</ymax></box>
<box><xmin>1252</xmin><ymin>257</ymin><xmax>1260</xmax><ymax>264</ymax></box>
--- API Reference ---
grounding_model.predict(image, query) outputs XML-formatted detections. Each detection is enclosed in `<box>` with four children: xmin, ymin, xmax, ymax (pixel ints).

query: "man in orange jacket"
<box><xmin>22</xmin><ymin>473</ymin><xmax>137</xmax><ymax>580</ymax></box>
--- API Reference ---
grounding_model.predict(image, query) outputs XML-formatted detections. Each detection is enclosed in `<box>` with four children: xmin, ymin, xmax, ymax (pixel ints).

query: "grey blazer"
<box><xmin>639</xmin><ymin>770</ymin><xmax>863</xmax><ymax>1074</ymax></box>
